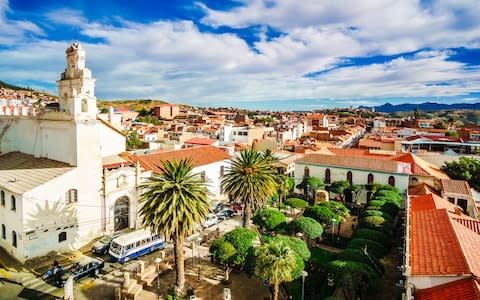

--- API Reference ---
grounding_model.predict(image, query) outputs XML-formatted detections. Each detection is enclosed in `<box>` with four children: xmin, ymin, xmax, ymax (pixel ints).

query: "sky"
<box><xmin>0</xmin><ymin>0</ymin><xmax>479</xmax><ymax>110</ymax></box>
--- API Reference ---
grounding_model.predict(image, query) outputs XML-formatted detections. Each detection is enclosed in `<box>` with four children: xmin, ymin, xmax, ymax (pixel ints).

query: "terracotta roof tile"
<box><xmin>410</xmin><ymin>208</ymin><xmax>470</xmax><ymax>275</ymax></box>
<box><xmin>441</xmin><ymin>179</ymin><xmax>472</xmax><ymax>197</ymax></box>
<box><xmin>184</xmin><ymin>138</ymin><xmax>217</xmax><ymax>145</ymax></box>
<box><xmin>129</xmin><ymin>146</ymin><xmax>230</xmax><ymax>174</ymax></box>
<box><xmin>297</xmin><ymin>153</ymin><xmax>410</xmax><ymax>174</ymax></box>
<box><xmin>415</xmin><ymin>278</ymin><xmax>480</xmax><ymax>300</ymax></box>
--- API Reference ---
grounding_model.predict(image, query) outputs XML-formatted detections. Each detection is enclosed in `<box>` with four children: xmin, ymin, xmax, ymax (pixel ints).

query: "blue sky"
<box><xmin>1</xmin><ymin>0</ymin><xmax>479</xmax><ymax>110</ymax></box>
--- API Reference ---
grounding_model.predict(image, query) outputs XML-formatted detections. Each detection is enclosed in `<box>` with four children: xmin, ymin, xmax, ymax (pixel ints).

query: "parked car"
<box><xmin>225</xmin><ymin>203</ymin><xmax>242</xmax><ymax>215</ymax></box>
<box><xmin>212</xmin><ymin>203</ymin><xmax>224</xmax><ymax>213</ymax></box>
<box><xmin>92</xmin><ymin>234</ymin><xmax>120</xmax><ymax>254</ymax></box>
<box><xmin>216</xmin><ymin>208</ymin><xmax>235</xmax><ymax>221</ymax></box>
<box><xmin>57</xmin><ymin>257</ymin><xmax>104</xmax><ymax>287</ymax></box>
<box><xmin>203</xmin><ymin>214</ymin><xmax>219</xmax><ymax>228</ymax></box>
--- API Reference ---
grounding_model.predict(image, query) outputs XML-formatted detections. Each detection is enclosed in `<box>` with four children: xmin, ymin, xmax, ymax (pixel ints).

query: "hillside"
<box><xmin>0</xmin><ymin>80</ymin><xmax>31</xmax><ymax>91</ymax></box>
<box><xmin>97</xmin><ymin>99</ymin><xmax>169</xmax><ymax>112</ymax></box>
<box><xmin>360</xmin><ymin>101</ymin><xmax>480</xmax><ymax>113</ymax></box>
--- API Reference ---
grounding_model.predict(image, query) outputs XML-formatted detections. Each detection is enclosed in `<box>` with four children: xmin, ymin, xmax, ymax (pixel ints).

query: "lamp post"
<box><xmin>154</xmin><ymin>257</ymin><xmax>162</xmax><ymax>300</ymax></box>
<box><xmin>331</xmin><ymin>219</ymin><xmax>336</xmax><ymax>243</ymax></box>
<box><xmin>300</xmin><ymin>270</ymin><xmax>308</xmax><ymax>300</ymax></box>
<box><xmin>196</xmin><ymin>236</ymin><xmax>202</xmax><ymax>281</ymax></box>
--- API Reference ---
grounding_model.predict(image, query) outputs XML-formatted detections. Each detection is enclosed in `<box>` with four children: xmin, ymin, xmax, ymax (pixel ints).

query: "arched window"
<box><xmin>1</xmin><ymin>191</ymin><xmax>4</xmax><ymax>206</ymax></box>
<box><xmin>325</xmin><ymin>169</ymin><xmax>331</xmax><ymax>184</ymax></box>
<box><xmin>388</xmin><ymin>176</ymin><xmax>396</xmax><ymax>187</ymax></box>
<box><xmin>11</xmin><ymin>195</ymin><xmax>16</xmax><ymax>211</ymax></box>
<box><xmin>220</xmin><ymin>166</ymin><xmax>225</xmax><ymax>177</ymax></box>
<box><xmin>81</xmin><ymin>99</ymin><xmax>88</xmax><ymax>113</ymax></box>
<box><xmin>59</xmin><ymin>232</ymin><xmax>67</xmax><ymax>243</ymax></box>
<box><xmin>304</xmin><ymin>166</ymin><xmax>310</xmax><ymax>177</ymax></box>
<box><xmin>12</xmin><ymin>231</ymin><xmax>17</xmax><ymax>248</ymax></box>
<box><xmin>347</xmin><ymin>171</ymin><xmax>353</xmax><ymax>185</ymax></box>
<box><xmin>367</xmin><ymin>173</ymin><xmax>374</xmax><ymax>185</ymax></box>
<box><xmin>66</xmin><ymin>189</ymin><xmax>78</xmax><ymax>203</ymax></box>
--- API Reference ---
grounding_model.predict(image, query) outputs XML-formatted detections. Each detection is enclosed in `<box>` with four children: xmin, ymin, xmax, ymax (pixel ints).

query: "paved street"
<box><xmin>0</xmin><ymin>214</ymin><xmax>265</xmax><ymax>300</ymax></box>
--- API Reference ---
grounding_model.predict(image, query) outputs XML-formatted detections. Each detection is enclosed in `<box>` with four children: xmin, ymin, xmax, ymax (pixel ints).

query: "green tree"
<box><xmin>346</xmin><ymin>238</ymin><xmax>386</xmax><ymax>258</ymax></box>
<box><xmin>319</xmin><ymin>201</ymin><xmax>350</xmax><ymax>221</ymax></box>
<box><xmin>290</xmin><ymin>217</ymin><xmax>323</xmax><ymax>239</ymax></box>
<box><xmin>285</xmin><ymin>198</ymin><xmax>309</xmax><ymax>209</ymax></box>
<box><xmin>329</xmin><ymin>180</ymin><xmax>351</xmax><ymax>200</ymax></box>
<box><xmin>297</xmin><ymin>176</ymin><xmax>324</xmax><ymax>198</ymax></box>
<box><xmin>221</xmin><ymin>149</ymin><xmax>277</xmax><ymax>227</ymax></box>
<box><xmin>276</xmin><ymin>174</ymin><xmax>291</xmax><ymax>210</ymax></box>
<box><xmin>253</xmin><ymin>208</ymin><xmax>287</xmax><ymax>232</ymax></box>
<box><xmin>255</xmin><ymin>241</ymin><xmax>299</xmax><ymax>300</ymax></box>
<box><xmin>209</xmin><ymin>238</ymin><xmax>237</xmax><ymax>280</ymax></box>
<box><xmin>222</xmin><ymin>227</ymin><xmax>257</xmax><ymax>264</ymax></box>
<box><xmin>269</xmin><ymin>235</ymin><xmax>311</xmax><ymax>261</ymax></box>
<box><xmin>139</xmin><ymin>159</ymin><xmax>210</xmax><ymax>295</ymax></box>
<box><xmin>442</xmin><ymin>157</ymin><xmax>480</xmax><ymax>191</ymax></box>
<box><xmin>326</xmin><ymin>260</ymin><xmax>379</xmax><ymax>300</ymax></box>
<box><xmin>304</xmin><ymin>205</ymin><xmax>340</xmax><ymax>225</ymax></box>
<box><xmin>126</xmin><ymin>131</ymin><xmax>143</xmax><ymax>149</ymax></box>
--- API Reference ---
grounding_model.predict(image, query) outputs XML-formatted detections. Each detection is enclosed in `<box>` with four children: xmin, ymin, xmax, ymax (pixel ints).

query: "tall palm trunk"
<box><xmin>243</xmin><ymin>204</ymin><xmax>252</xmax><ymax>227</ymax></box>
<box><xmin>174</xmin><ymin>235</ymin><xmax>185</xmax><ymax>295</ymax></box>
<box><xmin>273</xmin><ymin>282</ymin><xmax>279</xmax><ymax>300</ymax></box>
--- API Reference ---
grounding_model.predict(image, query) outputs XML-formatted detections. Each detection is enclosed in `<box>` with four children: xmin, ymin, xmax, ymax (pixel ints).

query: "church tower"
<box><xmin>57</xmin><ymin>43</ymin><xmax>97</xmax><ymax>120</ymax></box>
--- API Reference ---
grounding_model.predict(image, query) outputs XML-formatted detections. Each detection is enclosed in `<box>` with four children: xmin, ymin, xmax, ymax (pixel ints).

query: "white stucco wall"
<box><xmin>99</xmin><ymin>122</ymin><xmax>126</xmax><ymax>157</ymax></box>
<box><xmin>193</xmin><ymin>159</ymin><xmax>231</xmax><ymax>201</ymax></box>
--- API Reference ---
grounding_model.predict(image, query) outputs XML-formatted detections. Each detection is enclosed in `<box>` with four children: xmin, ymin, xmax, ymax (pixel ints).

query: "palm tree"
<box><xmin>276</xmin><ymin>174</ymin><xmax>290</xmax><ymax>210</ymax></box>
<box><xmin>221</xmin><ymin>149</ymin><xmax>277</xmax><ymax>227</ymax></box>
<box><xmin>255</xmin><ymin>241</ymin><xmax>298</xmax><ymax>300</ymax></box>
<box><xmin>139</xmin><ymin>159</ymin><xmax>210</xmax><ymax>295</ymax></box>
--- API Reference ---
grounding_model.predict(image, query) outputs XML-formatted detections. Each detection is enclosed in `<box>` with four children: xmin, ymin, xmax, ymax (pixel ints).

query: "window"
<box><xmin>1</xmin><ymin>191</ymin><xmax>4</xmax><ymax>206</ymax></box>
<box><xmin>1</xmin><ymin>224</ymin><xmax>5</xmax><ymax>239</ymax></box>
<box><xmin>220</xmin><ymin>166</ymin><xmax>225</xmax><ymax>178</ymax></box>
<box><xmin>388</xmin><ymin>176</ymin><xmax>395</xmax><ymax>187</ymax></box>
<box><xmin>325</xmin><ymin>169</ymin><xmax>331</xmax><ymax>184</ymax></box>
<box><xmin>12</xmin><ymin>231</ymin><xmax>17</xmax><ymax>248</ymax></box>
<box><xmin>367</xmin><ymin>173</ymin><xmax>374</xmax><ymax>185</ymax></box>
<box><xmin>458</xmin><ymin>199</ymin><xmax>468</xmax><ymax>212</ymax></box>
<box><xmin>66</xmin><ymin>189</ymin><xmax>78</xmax><ymax>203</ymax></box>
<box><xmin>59</xmin><ymin>231</ymin><xmax>67</xmax><ymax>243</ymax></box>
<box><xmin>81</xmin><ymin>99</ymin><xmax>88</xmax><ymax>113</ymax></box>
<box><xmin>117</xmin><ymin>175</ymin><xmax>127</xmax><ymax>188</ymax></box>
<box><xmin>447</xmin><ymin>197</ymin><xmax>455</xmax><ymax>204</ymax></box>
<box><xmin>304</xmin><ymin>166</ymin><xmax>310</xmax><ymax>177</ymax></box>
<box><xmin>11</xmin><ymin>195</ymin><xmax>16</xmax><ymax>211</ymax></box>
<box><xmin>347</xmin><ymin>171</ymin><xmax>353</xmax><ymax>185</ymax></box>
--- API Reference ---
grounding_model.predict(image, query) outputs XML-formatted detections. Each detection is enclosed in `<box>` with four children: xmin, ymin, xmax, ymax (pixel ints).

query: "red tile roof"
<box><xmin>441</xmin><ymin>179</ymin><xmax>472</xmax><ymax>197</ymax></box>
<box><xmin>297</xmin><ymin>153</ymin><xmax>410</xmax><ymax>174</ymax></box>
<box><xmin>128</xmin><ymin>146</ymin><xmax>230</xmax><ymax>174</ymax></box>
<box><xmin>184</xmin><ymin>138</ymin><xmax>217</xmax><ymax>145</ymax></box>
<box><xmin>415</xmin><ymin>278</ymin><xmax>480</xmax><ymax>300</ymax></box>
<box><xmin>410</xmin><ymin>208</ymin><xmax>470</xmax><ymax>275</ymax></box>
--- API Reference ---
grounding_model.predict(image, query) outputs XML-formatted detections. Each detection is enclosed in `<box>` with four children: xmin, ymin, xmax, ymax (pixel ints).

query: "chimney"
<box><xmin>108</xmin><ymin>106</ymin><xmax>114</xmax><ymax>123</ymax></box>
<box><xmin>454</xmin><ymin>206</ymin><xmax>463</xmax><ymax>216</ymax></box>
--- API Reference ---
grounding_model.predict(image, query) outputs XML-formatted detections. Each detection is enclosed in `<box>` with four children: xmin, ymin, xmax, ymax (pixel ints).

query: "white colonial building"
<box><xmin>0</xmin><ymin>43</ymin><xmax>142</xmax><ymax>262</ymax></box>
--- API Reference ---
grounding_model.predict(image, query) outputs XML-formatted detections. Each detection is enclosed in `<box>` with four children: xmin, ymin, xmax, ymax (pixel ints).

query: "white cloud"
<box><xmin>0</xmin><ymin>0</ymin><xmax>45</xmax><ymax>44</ymax></box>
<box><xmin>0</xmin><ymin>0</ymin><xmax>479</xmax><ymax>108</ymax></box>
<box><xmin>45</xmin><ymin>8</ymin><xmax>87</xmax><ymax>26</ymax></box>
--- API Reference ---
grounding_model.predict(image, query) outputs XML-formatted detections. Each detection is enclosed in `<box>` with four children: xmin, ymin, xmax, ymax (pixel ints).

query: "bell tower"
<box><xmin>57</xmin><ymin>42</ymin><xmax>97</xmax><ymax>120</ymax></box>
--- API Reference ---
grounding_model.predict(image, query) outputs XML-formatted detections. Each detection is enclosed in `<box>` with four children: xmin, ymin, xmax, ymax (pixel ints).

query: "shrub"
<box><xmin>253</xmin><ymin>208</ymin><xmax>287</xmax><ymax>231</ymax></box>
<box><xmin>270</xmin><ymin>235</ymin><xmax>311</xmax><ymax>261</ymax></box>
<box><xmin>337</xmin><ymin>249</ymin><xmax>385</xmax><ymax>274</ymax></box>
<box><xmin>365</xmin><ymin>206</ymin><xmax>382</xmax><ymax>211</ymax></box>
<box><xmin>361</xmin><ymin>210</ymin><xmax>394</xmax><ymax>224</ymax></box>
<box><xmin>304</xmin><ymin>205</ymin><xmax>340</xmax><ymax>225</ymax></box>
<box><xmin>375</xmin><ymin>190</ymin><xmax>402</xmax><ymax>202</ymax></box>
<box><xmin>373</xmin><ymin>184</ymin><xmax>399</xmax><ymax>193</ymax></box>
<box><xmin>310</xmin><ymin>247</ymin><xmax>336</xmax><ymax>267</ymax></box>
<box><xmin>209</xmin><ymin>238</ymin><xmax>238</xmax><ymax>264</ymax></box>
<box><xmin>223</xmin><ymin>228</ymin><xmax>257</xmax><ymax>260</ymax></box>
<box><xmin>358</xmin><ymin>216</ymin><xmax>393</xmax><ymax>236</ymax></box>
<box><xmin>285</xmin><ymin>198</ymin><xmax>309</xmax><ymax>209</ymax></box>
<box><xmin>346</xmin><ymin>238</ymin><xmax>386</xmax><ymax>257</ymax></box>
<box><xmin>369</xmin><ymin>200</ymin><xmax>386</xmax><ymax>207</ymax></box>
<box><xmin>326</xmin><ymin>260</ymin><xmax>379</xmax><ymax>297</ymax></box>
<box><xmin>290</xmin><ymin>217</ymin><xmax>324</xmax><ymax>239</ymax></box>
<box><xmin>351</xmin><ymin>228</ymin><xmax>390</xmax><ymax>246</ymax></box>
<box><xmin>319</xmin><ymin>201</ymin><xmax>350</xmax><ymax>220</ymax></box>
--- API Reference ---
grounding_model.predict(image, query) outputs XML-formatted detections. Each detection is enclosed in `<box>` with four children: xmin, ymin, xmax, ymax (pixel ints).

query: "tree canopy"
<box><xmin>304</xmin><ymin>205</ymin><xmax>340</xmax><ymax>225</ymax></box>
<box><xmin>253</xmin><ymin>208</ymin><xmax>287</xmax><ymax>231</ymax></box>
<box><xmin>290</xmin><ymin>216</ymin><xmax>323</xmax><ymax>239</ymax></box>
<box><xmin>442</xmin><ymin>157</ymin><xmax>480</xmax><ymax>191</ymax></box>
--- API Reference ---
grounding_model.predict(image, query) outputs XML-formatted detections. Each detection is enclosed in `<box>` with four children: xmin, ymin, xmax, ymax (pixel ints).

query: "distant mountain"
<box><xmin>0</xmin><ymin>80</ymin><xmax>31</xmax><ymax>91</ymax></box>
<box><xmin>359</xmin><ymin>102</ymin><xmax>480</xmax><ymax>113</ymax></box>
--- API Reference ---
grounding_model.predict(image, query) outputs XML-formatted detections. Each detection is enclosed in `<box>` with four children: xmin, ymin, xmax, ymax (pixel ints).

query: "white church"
<box><xmin>0</xmin><ymin>43</ymin><xmax>146</xmax><ymax>263</ymax></box>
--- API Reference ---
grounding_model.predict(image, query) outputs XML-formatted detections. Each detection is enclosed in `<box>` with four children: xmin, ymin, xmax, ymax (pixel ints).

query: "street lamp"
<box><xmin>300</xmin><ymin>270</ymin><xmax>308</xmax><ymax>300</ymax></box>
<box><xmin>196</xmin><ymin>236</ymin><xmax>202</xmax><ymax>281</ymax></box>
<box><xmin>331</xmin><ymin>219</ymin><xmax>336</xmax><ymax>243</ymax></box>
<box><xmin>154</xmin><ymin>257</ymin><xmax>162</xmax><ymax>300</ymax></box>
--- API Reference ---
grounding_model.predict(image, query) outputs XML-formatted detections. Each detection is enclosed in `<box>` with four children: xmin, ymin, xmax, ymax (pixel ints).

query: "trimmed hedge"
<box><xmin>304</xmin><ymin>205</ymin><xmax>340</xmax><ymax>225</ymax></box>
<box><xmin>358</xmin><ymin>216</ymin><xmax>393</xmax><ymax>236</ymax></box>
<box><xmin>290</xmin><ymin>216</ymin><xmax>324</xmax><ymax>239</ymax></box>
<box><xmin>369</xmin><ymin>200</ymin><xmax>386</xmax><ymax>207</ymax></box>
<box><xmin>319</xmin><ymin>201</ymin><xmax>350</xmax><ymax>219</ymax></box>
<box><xmin>351</xmin><ymin>228</ymin><xmax>390</xmax><ymax>246</ymax></box>
<box><xmin>361</xmin><ymin>210</ymin><xmax>394</xmax><ymax>224</ymax></box>
<box><xmin>285</xmin><ymin>198</ymin><xmax>309</xmax><ymax>209</ymax></box>
<box><xmin>252</xmin><ymin>208</ymin><xmax>287</xmax><ymax>231</ymax></box>
<box><xmin>337</xmin><ymin>248</ymin><xmax>385</xmax><ymax>273</ymax></box>
<box><xmin>375</xmin><ymin>190</ymin><xmax>402</xmax><ymax>201</ymax></box>
<box><xmin>346</xmin><ymin>238</ymin><xmax>386</xmax><ymax>257</ymax></box>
